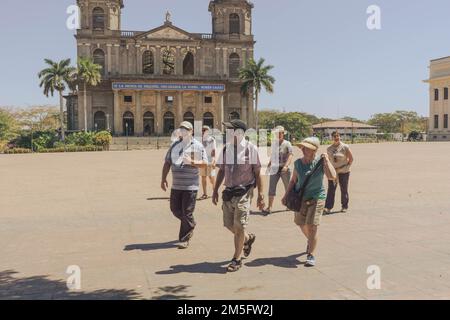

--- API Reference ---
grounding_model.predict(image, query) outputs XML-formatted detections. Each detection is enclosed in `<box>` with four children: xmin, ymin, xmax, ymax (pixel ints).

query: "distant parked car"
<box><xmin>408</xmin><ymin>131</ymin><xmax>423</xmax><ymax>141</ymax></box>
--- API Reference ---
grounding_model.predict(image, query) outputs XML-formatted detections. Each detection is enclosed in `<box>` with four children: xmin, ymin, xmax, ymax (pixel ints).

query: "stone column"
<box><xmin>156</xmin><ymin>91</ymin><xmax>163</xmax><ymax>134</ymax></box>
<box><xmin>136</xmin><ymin>45</ymin><xmax>141</xmax><ymax>74</ymax></box>
<box><xmin>113</xmin><ymin>90</ymin><xmax>121</xmax><ymax>136</ymax></box>
<box><xmin>176</xmin><ymin>92</ymin><xmax>183</xmax><ymax>127</ymax></box>
<box><xmin>107</xmin><ymin>44</ymin><xmax>112</xmax><ymax>75</ymax></box>
<box><xmin>136</xmin><ymin>91</ymin><xmax>143</xmax><ymax>136</ymax></box>
<box><xmin>218</xmin><ymin>92</ymin><xmax>224</xmax><ymax>131</ymax></box>
<box><xmin>114</xmin><ymin>44</ymin><xmax>120</xmax><ymax>75</ymax></box>
<box><xmin>176</xmin><ymin>47</ymin><xmax>182</xmax><ymax>75</ymax></box>
<box><xmin>155</xmin><ymin>46</ymin><xmax>162</xmax><ymax>75</ymax></box>
<box><xmin>223</xmin><ymin>48</ymin><xmax>228</xmax><ymax>77</ymax></box>
<box><xmin>215</xmin><ymin>47</ymin><xmax>221</xmax><ymax>76</ymax></box>
<box><xmin>197</xmin><ymin>92</ymin><xmax>204</xmax><ymax>121</ymax></box>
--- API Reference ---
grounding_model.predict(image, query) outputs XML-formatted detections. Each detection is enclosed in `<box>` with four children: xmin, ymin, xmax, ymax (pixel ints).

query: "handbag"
<box><xmin>285</xmin><ymin>158</ymin><xmax>324</xmax><ymax>212</ymax></box>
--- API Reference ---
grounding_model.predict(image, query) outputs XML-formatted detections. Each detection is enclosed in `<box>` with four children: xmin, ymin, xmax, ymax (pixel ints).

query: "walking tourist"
<box><xmin>264</xmin><ymin>126</ymin><xmax>294</xmax><ymax>215</ymax></box>
<box><xmin>282</xmin><ymin>137</ymin><xmax>336</xmax><ymax>267</ymax></box>
<box><xmin>161</xmin><ymin>121</ymin><xmax>208</xmax><ymax>249</ymax></box>
<box><xmin>212</xmin><ymin>119</ymin><xmax>265</xmax><ymax>272</ymax></box>
<box><xmin>199</xmin><ymin>126</ymin><xmax>217</xmax><ymax>200</ymax></box>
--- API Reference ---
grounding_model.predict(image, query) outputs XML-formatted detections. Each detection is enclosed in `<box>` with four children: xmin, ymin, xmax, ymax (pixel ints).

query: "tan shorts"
<box><xmin>294</xmin><ymin>199</ymin><xmax>325</xmax><ymax>226</ymax></box>
<box><xmin>200</xmin><ymin>165</ymin><xmax>216</xmax><ymax>177</ymax></box>
<box><xmin>223</xmin><ymin>188</ymin><xmax>253</xmax><ymax>230</ymax></box>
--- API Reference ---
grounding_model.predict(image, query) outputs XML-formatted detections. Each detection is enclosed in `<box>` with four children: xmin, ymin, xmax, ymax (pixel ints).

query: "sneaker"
<box><xmin>305</xmin><ymin>254</ymin><xmax>316</xmax><ymax>267</ymax></box>
<box><xmin>323</xmin><ymin>208</ymin><xmax>331</xmax><ymax>215</ymax></box>
<box><xmin>341</xmin><ymin>208</ymin><xmax>348</xmax><ymax>213</ymax></box>
<box><xmin>243</xmin><ymin>233</ymin><xmax>256</xmax><ymax>258</ymax></box>
<box><xmin>178</xmin><ymin>240</ymin><xmax>190</xmax><ymax>250</ymax></box>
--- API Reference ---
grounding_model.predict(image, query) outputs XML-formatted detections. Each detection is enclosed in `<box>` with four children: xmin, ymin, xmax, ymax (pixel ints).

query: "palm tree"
<box><xmin>239</xmin><ymin>58</ymin><xmax>275</xmax><ymax>131</ymax></box>
<box><xmin>38</xmin><ymin>58</ymin><xmax>75</xmax><ymax>141</ymax></box>
<box><xmin>77</xmin><ymin>57</ymin><xmax>102</xmax><ymax>132</ymax></box>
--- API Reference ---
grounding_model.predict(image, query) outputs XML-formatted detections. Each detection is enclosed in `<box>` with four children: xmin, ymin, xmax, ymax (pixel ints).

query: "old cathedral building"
<box><xmin>67</xmin><ymin>0</ymin><xmax>256</xmax><ymax>136</ymax></box>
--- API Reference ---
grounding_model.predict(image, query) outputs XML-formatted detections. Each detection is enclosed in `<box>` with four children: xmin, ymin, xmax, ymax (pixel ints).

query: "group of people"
<box><xmin>161</xmin><ymin>120</ymin><xmax>354</xmax><ymax>272</ymax></box>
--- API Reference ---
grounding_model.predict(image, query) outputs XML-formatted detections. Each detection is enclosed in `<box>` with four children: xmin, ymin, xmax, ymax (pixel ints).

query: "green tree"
<box><xmin>239</xmin><ymin>58</ymin><xmax>275</xmax><ymax>131</ymax></box>
<box><xmin>77</xmin><ymin>57</ymin><xmax>102</xmax><ymax>132</ymax></box>
<box><xmin>0</xmin><ymin>108</ymin><xmax>19</xmax><ymax>141</ymax></box>
<box><xmin>259</xmin><ymin>111</ymin><xmax>312</xmax><ymax>141</ymax></box>
<box><xmin>38</xmin><ymin>58</ymin><xmax>76</xmax><ymax>141</ymax></box>
<box><xmin>368</xmin><ymin>110</ymin><xmax>426</xmax><ymax>135</ymax></box>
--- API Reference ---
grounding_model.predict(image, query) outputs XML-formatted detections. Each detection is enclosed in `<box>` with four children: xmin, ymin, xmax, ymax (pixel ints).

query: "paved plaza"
<box><xmin>1</xmin><ymin>142</ymin><xmax>450</xmax><ymax>300</ymax></box>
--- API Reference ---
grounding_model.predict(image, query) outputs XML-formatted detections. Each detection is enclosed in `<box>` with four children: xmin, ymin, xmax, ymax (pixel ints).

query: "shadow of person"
<box><xmin>147</xmin><ymin>197</ymin><xmax>170</xmax><ymax>201</ymax></box>
<box><xmin>245</xmin><ymin>253</ymin><xmax>305</xmax><ymax>269</ymax></box>
<box><xmin>156</xmin><ymin>261</ymin><xmax>230</xmax><ymax>275</ymax></box>
<box><xmin>250</xmin><ymin>209</ymin><xmax>290</xmax><ymax>217</ymax></box>
<box><xmin>152</xmin><ymin>285</ymin><xmax>195</xmax><ymax>300</ymax></box>
<box><xmin>124</xmin><ymin>241</ymin><xmax>178</xmax><ymax>252</ymax></box>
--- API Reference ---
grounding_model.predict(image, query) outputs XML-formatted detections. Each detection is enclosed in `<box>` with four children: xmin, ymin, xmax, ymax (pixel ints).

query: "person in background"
<box><xmin>199</xmin><ymin>126</ymin><xmax>217</xmax><ymax>200</ymax></box>
<box><xmin>161</xmin><ymin>121</ymin><xmax>208</xmax><ymax>249</ymax></box>
<box><xmin>324</xmin><ymin>131</ymin><xmax>354</xmax><ymax>214</ymax></box>
<box><xmin>264</xmin><ymin>126</ymin><xmax>293</xmax><ymax>215</ymax></box>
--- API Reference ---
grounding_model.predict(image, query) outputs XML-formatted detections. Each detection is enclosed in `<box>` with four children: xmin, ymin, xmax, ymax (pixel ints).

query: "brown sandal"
<box><xmin>227</xmin><ymin>259</ymin><xmax>242</xmax><ymax>272</ymax></box>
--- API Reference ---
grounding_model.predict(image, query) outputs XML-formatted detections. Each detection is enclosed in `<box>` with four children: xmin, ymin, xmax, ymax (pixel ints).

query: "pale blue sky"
<box><xmin>1</xmin><ymin>0</ymin><xmax>450</xmax><ymax>119</ymax></box>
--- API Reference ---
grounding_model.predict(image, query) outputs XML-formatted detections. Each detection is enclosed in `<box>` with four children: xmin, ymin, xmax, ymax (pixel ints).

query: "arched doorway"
<box><xmin>163</xmin><ymin>112</ymin><xmax>175</xmax><ymax>135</ymax></box>
<box><xmin>143</xmin><ymin>112</ymin><xmax>155</xmax><ymax>136</ymax></box>
<box><xmin>229</xmin><ymin>112</ymin><xmax>240</xmax><ymax>120</ymax></box>
<box><xmin>94</xmin><ymin>111</ymin><xmax>106</xmax><ymax>131</ymax></box>
<box><xmin>183</xmin><ymin>111</ymin><xmax>195</xmax><ymax>127</ymax></box>
<box><xmin>203</xmin><ymin>112</ymin><xmax>214</xmax><ymax>128</ymax></box>
<box><xmin>123</xmin><ymin>111</ymin><xmax>134</xmax><ymax>136</ymax></box>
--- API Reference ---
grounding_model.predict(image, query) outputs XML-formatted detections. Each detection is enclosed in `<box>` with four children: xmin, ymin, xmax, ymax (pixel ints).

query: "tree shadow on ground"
<box><xmin>124</xmin><ymin>240</ymin><xmax>179</xmax><ymax>252</ymax></box>
<box><xmin>0</xmin><ymin>270</ymin><xmax>141</xmax><ymax>300</ymax></box>
<box><xmin>152</xmin><ymin>285</ymin><xmax>195</xmax><ymax>300</ymax></box>
<box><xmin>156</xmin><ymin>261</ymin><xmax>229</xmax><ymax>275</ymax></box>
<box><xmin>245</xmin><ymin>253</ymin><xmax>306</xmax><ymax>269</ymax></box>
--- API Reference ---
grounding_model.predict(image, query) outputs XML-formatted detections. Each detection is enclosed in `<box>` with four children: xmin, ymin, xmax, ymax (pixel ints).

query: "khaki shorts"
<box><xmin>200</xmin><ymin>165</ymin><xmax>216</xmax><ymax>177</ymax></box>
<box><xmin>223</xmin><ymin>188</ymin><xmax>253</xmax><ymax>230</ymax></box>
<box><xmin>294</xmin><ymin>199</ymin><xmax>325</xmax><ymax>226</ymax></box>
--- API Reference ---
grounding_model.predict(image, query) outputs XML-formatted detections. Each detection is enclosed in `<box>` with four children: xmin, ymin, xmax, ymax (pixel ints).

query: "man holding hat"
<box><xmin>282</xmin><ymin>137</ymin><xmax>336</xmax><ymax>267</ymax></box>
<box><xmin>199</xmin><ymin>126</ymin><xmax>217</xmax><ymax>200</ymax></box>
<box><xmin>161</xmin><ymin>121</ymin><xmax>208</xmax><ymax>249</ymax></box>
<box><xmin>264</xmin><ymin>125</ymin><xmax>294</xmax><ymax>215</ymax></box>
<box><xmin>213</xmin><ymin>119</ymin><xmax>265</xmax><ymax>272</ymax></box>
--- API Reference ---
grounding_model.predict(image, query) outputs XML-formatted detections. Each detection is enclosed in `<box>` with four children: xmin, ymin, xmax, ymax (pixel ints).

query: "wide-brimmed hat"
<box><xmin>273</xmin><ymin>125</ymin><xmax>285</xmax><ymax>133</ymax></box>
<box><xmin>179</xmin><ymin>121</ymin><xmax>193</xmax><ymax>131</ymax></box>
<box><xmin>296</xmin><ymin>137</ymin><xmax>320</xmax><ymax>151</ymax></box>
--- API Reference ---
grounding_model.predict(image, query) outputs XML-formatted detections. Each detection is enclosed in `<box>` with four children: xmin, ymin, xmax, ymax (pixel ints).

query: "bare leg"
<box><xmin>208</xmin><ymin>176</ymin><xmax>216</xmax><ymax>193</ymax></box>
<box><xmin>233</xmin><ymin>226</ymin><xmax>249</xmax><ymax>260</ymax></box>
<box><xmin>306</xmin><ymin>225</ymin><xmax>318</xmax><ymax>255</ymax></box>
<box><xmin>201</xmin><ymin>176</ymin><xmax>207</xmax><ymax>197</ymax></box>
<box><xmin>267</xmin><ymin>196</ymin><xmax>275</xmax><ymax>211</ymax></box>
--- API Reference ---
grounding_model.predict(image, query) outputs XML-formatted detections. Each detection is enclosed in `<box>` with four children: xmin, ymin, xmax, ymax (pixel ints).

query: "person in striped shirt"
<box><xmin>161</xmin><ymin>121</ymin><xmax>208</xmax><ymax>249</ymax></box>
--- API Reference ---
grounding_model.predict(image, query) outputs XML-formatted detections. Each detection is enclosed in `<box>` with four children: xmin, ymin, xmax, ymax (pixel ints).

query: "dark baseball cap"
<box><xmin>222</xmin><ymin>119</ymin><xmax>248</xmax><ymax>131</ymax></box>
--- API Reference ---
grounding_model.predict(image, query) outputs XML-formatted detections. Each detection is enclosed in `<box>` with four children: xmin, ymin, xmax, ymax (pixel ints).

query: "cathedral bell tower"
<box><xmin>77</xmin><ymin>0</ymin><xmax>123</xmax><ymax>33</ymax></box>
<box><xmin>208</xmin><ymin>0</ymin><xmax>254</xmax><ymax>38</ymax></box>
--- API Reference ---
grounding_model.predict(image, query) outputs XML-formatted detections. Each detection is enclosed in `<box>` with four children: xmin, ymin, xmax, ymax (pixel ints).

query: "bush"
<box><xmin>65</xmin><ymin>131</ymin><xmax>95</xmax><ymax>146</ymax></box>
<box><xmin>93</xmin><ymin>131</ymin><xmax>112</xmax><ymax>150</ymax></box>
<box><xmin>11</xmin><ymin>130</ymin><xmax>58</xmax><ymax>151</ymax></box>
<box><xmin>4</xmin><ymin>148</ymin><xmax>32</xmax><ymax>154</ymax></box>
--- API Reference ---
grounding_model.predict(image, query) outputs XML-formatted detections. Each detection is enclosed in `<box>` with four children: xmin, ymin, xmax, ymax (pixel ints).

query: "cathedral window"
<box><xmin>142</xmin><ymin>51</ymin><xmax>154</xmax><ymax>74</ymax></box>
<box><xmin>229</xmin><ymin>13</ymin><xmax>240</xmax><ymax>34</ymax></box>
<box><xmin>92</xmin><ymin>7</ymin><xmax>105</xmax><ymax>30</ymax></box>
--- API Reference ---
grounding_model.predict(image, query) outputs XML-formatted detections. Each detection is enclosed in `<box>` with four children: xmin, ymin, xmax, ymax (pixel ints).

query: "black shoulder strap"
<box><xmin>299</xmin><ymin>158</ymin><xmax>324</xmax><ymax>190</ymax></box>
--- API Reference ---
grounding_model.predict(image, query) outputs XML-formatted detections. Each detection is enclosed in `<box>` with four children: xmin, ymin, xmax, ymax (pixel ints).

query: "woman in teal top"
<box><xmin>282</xmin><ymin>137</ymin><xmax>336</xmax><ymax>267</ymax></box>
